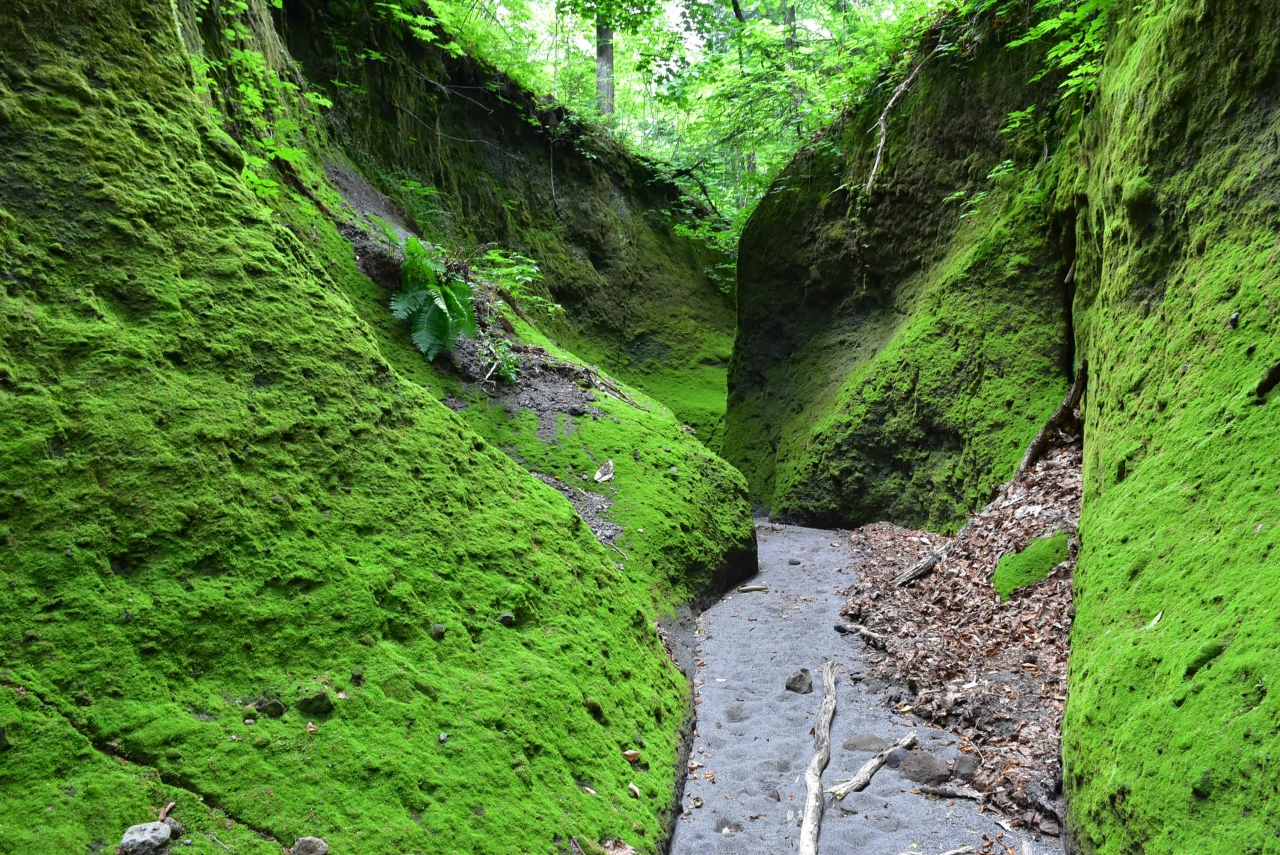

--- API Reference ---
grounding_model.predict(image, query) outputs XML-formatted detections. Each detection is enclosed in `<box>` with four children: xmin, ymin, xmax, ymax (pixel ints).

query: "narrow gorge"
<box><xmin>1</xmin><ymin>1</ymin><xmax>1277</xmax><ymax>854</ymax></box>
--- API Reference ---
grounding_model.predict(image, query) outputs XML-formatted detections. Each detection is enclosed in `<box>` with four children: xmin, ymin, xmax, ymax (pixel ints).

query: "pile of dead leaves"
<box><xmin>839</xmin><ymin>433</ymin><xmax>1082</xmax><ymax>835</ymax></box>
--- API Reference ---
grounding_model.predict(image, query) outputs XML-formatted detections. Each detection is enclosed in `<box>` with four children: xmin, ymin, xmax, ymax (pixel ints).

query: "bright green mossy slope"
<box><xmin>992</xmin><ymin>532</ymin><xmax>1069</xmax><ymax>601</ymax></box>
<box><xmin>278</xmin><ymin>0</ymin><xmax>736</xmax><ymax>447</ymax></box>
<box><xmin>726</xmin><ymin>37</ymin><xmax>1070</xmax><ymax>531</ymax></box>
<box><xmin>1059</xmin><ymin>2</ymin><xmax>1280</xmax><ymax>851</ymax></box>
<box><xmin>0</xmin><ymin>2</ymin><xmax>751</xmax><ymax>853</ymax></box>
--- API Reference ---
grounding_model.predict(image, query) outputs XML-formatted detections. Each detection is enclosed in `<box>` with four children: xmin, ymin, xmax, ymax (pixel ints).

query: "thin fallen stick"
<box><xmin>736</xmin><ymin>585</ymin><xmax>770</xmax><ymax>593</ymax></box>
<box><xmin>798</xmin><ymin>661</ymin><xmax>839</xmax><ymax>855</ymax></box>
<box><xmin>939</xmin><ymin>847</ymin><xmax>976</xmax><ymax>855</ymax></box>
<box><xmin>826</xmin><ymin>732</ymin><xmax>917</xmax><ymax>799</ymax></box>
<box><xmin>836</xmin><ymin>622</ymin><xmax>887</xmax><ymax>648</ymax></box>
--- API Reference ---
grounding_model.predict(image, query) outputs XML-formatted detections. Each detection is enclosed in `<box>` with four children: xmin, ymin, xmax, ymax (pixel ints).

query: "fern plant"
<box><xmin>391</xmin><ymin>237</ymin><xmax>477</xmax><ymax>360</ymax></box>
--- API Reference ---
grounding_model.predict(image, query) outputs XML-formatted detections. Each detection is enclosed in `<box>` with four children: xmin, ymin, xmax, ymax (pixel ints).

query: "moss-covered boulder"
<box><xmin>726</xmin><ymin>34</ymin><xmax>1070</xmax><ymax>531</ymax></box>
<box><xmin>0</xmin><ymin>1</ymin><xmax>752</xmax><ymax>852</ymax></box>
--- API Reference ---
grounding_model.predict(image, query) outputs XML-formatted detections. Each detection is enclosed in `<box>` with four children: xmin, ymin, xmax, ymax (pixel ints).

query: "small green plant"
<box><xmin>475</xmin><ymin>249</ymin><xmax>562</xmax><ymax>320</ymax></box>
<box><xmin>483</xmin><ymin>338</ymin><xmax>521</xmax><ymax>384</ymax></box>
<box><xmin>391</xmin><ymin>237</ymin><xmax>478</xmax><ymax>360</ymax></box>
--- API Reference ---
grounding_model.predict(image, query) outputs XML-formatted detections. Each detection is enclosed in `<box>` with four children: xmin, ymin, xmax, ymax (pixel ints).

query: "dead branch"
<box><xmin>865</xmin><ymin>47</ymin><xmax>944</xmax><ymax>195</ymax></box>
<box><xmin>1012</xmin><ymin>361</ymin><xmax>1087</xmax><ymax>484</ymax></box>
<box><xmin>798</xmin><ymin>662</ymin><xmax>839</xmax><ymax>855</ymax></box>
<box><xmin>893</xmin><ymin>519</ymin><xmax>975</xmax><ymax>588</ymax></box>
<box><xmin>838</xmin><ymin>622</ymin><xmax>887</xmax><ymax>649</ymax></box>
<box><xmin>827</xmin><ymin>732</ymin><xmax>917</xmax><ymax>799</ymax></box>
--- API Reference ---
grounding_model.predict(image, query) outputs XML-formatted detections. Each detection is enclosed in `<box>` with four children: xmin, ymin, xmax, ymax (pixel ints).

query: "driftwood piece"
<box><xmin>939</xmin><ymin>847</ymin><xmax>977</xmax><ymax>855</ymax></box>
<box><xmin>918</xmin><ymin>783</ymin><xmax>984</xmax><ymax>801</ymax></box>
<box><xmin>1013</xmin><ymin>362</ymin><xmax>1088</xmax><ymax>483</ymax></box>
<box><xmin>826</xmin><ymin>732</ymin><xmax>917</xmax><ymax>800</ymax></box>
<box><xmin>736</xmin><ymin>585</ymin><xmax>770</xmax><ymax>593</ymax></box>
<box><xmin>798</xmin><ymin>662</ymin><xmax>839</xmax><ymax>855</ymax></box>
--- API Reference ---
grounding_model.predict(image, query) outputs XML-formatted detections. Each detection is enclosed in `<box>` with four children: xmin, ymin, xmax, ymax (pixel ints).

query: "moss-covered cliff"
<box><xmin>278</xmin><ymin>0</ymin><xmax>736</xmax><ymax>446</ymax></box>
<box><xmin>1060</xmin><ymin>2</ymin><xmax>1280</xmax><ymax>851</ymax></box>
<box><xmin>730</xmin><ymin>1</ymin><xmax>1280</xmax><ymax>851</ymax></box>
<box><xmin>0</xmin><ymin>1</ymin><xmax>752</xmax><ymax>852</ymax></box>
<box><xmin>725</xmin><ymin>33</ymin><xmax>1071</xmax><ymax>531</ymax></box>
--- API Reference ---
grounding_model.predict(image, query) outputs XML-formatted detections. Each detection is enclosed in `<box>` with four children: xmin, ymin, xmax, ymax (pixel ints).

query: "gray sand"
<box><xmin>669</xmin><ymin>522</ymin><xmax>1064</xmax><ymax>855</ymax></box>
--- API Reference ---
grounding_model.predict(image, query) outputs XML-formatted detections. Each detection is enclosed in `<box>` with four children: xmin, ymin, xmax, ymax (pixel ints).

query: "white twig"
<box><xmin>798</xmin><ymin>662</ymin><xmax>839</xmax><ymax>855</ymax></box>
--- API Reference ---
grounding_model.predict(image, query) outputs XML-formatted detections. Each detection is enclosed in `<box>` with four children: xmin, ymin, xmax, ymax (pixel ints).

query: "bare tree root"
<box><xmin>865</xmin><ymin>47</ymin><xmax>944</xmax><ymax>195</ymax></box>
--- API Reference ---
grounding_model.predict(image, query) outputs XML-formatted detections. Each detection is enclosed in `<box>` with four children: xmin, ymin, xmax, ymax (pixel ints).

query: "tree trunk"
<box><xmin>596</xmin><ymin>16</ymin><xmax>615</xmax><ymax>115</ymax></box>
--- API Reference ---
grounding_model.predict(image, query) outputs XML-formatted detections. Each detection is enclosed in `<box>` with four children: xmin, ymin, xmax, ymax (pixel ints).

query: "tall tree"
<box><xmin>558</xmin><ymin>0</ymin><xmax>659</xmax><ymax>115</ymax></box>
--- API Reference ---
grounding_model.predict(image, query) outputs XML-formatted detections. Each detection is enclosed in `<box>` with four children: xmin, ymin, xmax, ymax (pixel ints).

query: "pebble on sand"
<box><xmin>785</xmin><ymin>668</ymin><xmax>813</xmax><ymax>694</ymax></box>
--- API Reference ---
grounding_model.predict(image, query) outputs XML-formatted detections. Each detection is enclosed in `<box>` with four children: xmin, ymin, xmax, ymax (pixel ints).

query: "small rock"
<box><xmin>899</xmin><ymin>749</ymin><xmax>951</xmax><ymax>785</ymax></box>
<box><xmin>296</xmin><ymin>691</ymin><xmax>334</xmax><ymax>717</ymax></box>
<box><xmin>884</xmin><ymin>748</ymin><xmax>909</xmax><ymax>768</ymax></box>
<box><xmin>120</xmin><ymin>821</ymin><xmax>171</xmax><ymax>855</ymax></box>
<box><xmin>1229</xmin><ymin>311</ymin><xmax>1241</xmax><ymax>328</ymax></box>
<box><xmin>842</xmin><ymin>733</ymin><xmax>888</xmax><ymax>752</ymax></box>
<box><xmin>497</xmin><ymin>612</ymin><xmax>516</xmax><ymax>627</ymax></box>
<box><xmin>291</xmin><ymin>837</ymin><xmax>329</xmax><ymax>855</ymax></box>
<box><xmin>952</xmin><ymin>754</ymin><xmax>980</xmax><ymax>782</ymax></box>
<box><xmin>163</xmin><ymin>818</ymin><xmax>184</xmax><ymax>840</ymax></box>
<box><xmin>863</xmin><ymin>678</ymin><xmax>887</xmax><ymax>693</ymax></box>
<box><xmin>1039</xmin><ymin>817</ymin><xmax>1061</xmax><ymax>836</ymax></box>
<box><xmin>787</xmin><ymin>558</ymin><xmax>801</xmax><ymax>566</ymax></box>
<box><xmin>429</xmin><ymin>623</ymin><xmax>447</xmax><ymax>640</ymax></box>
<box><xmin>834</xmin><ymin>623</ymin><xmax>851</xmax><ymax>634</ymax></box>
<box><xmin>257</xmin><ymin>699</ymin><xmax>286</xmax><ymax>718</ymax></box>
<box><xmin>243</xmin><ymin>718</ymin><xmax>256</xmax><ymax>726</ymax></box>
<box><xmin>785</xmin><ymin>668</ymin><xmax>813</xmax><ymax>694</ymax></box>
<box><xmin>1247</xmin><ymin>343</ymin><xmax>1258</xmax><ymax>357</ymax></box>
<box><xmin>438</xmin><ymin>732</ymin><xmax>448</xmax><ymax>745</ymax></box>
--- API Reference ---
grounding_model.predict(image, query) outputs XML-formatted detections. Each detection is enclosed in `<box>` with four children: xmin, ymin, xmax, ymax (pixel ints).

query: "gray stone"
<box><xmin>429</xmin><ymin>623</ymin><xmax>446</xmax><ymax>640</ymax></box>
<box><xmin>257</xmin><ymin>698</ymin><xmax>286</xmax><ymax>718</ymax></box>
<box><xmin>952</xmin><ymin>753</ymin><xmax>980</xmax><ymax>782</ymax></box>
<box><xmin>785</xmin><ymin>668</ymin><xmax>813</xmax><ymax>694</ymax></box>
<box><xmin>120</xmin><ymin>821</ymin><xmax>171</xmax><ymax>855</ymax></box>
<box><xmin>163</xmin><ymin>818</ymin><xmax>184</xmax><ymax>839</ymax></box>
<box><xmin>497</xmin><ymin>612</ymin><xmax>516</xmax><ymax>627</ymax></box>
<box><xmin>291</xmin><ymin>837</ymin><xmax>329</xmax><ymax>855</ymax></box>
<box><xmin>884</xmin><ymin>748</ymin><xmax>909</xmax><ymax>768</ymax></box>
<box><xmin>862</xmin><ymin>678</ymin><xmax>887</xmax><ymax>693</ymax></box>
<box><xmin>842</xmin><ymin>733</ymin><xmax>888</xmax><ymax>753</ymax></box>
<box><xmin>787</xmin><ymin>558</ymin><xmax>802</xmax><ymax>565</ymax></box>
<box><xmin>898</xmin><ymin>749</ymin><xmax>951</xmax><ymax>785</ymax></box>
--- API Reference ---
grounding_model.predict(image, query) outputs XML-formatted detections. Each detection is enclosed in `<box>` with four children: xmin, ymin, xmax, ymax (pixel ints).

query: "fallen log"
<box><xmin>1012</xmin><ymin>361</ymin><xmax>1087</xmax><ymax>484</ymax></box>
<box><xmin>826</xmin><ymin>732</ymin><xmax>917</xmax><ymax>799</ymax></box>
<box><xmin>798</xmin><ymin>662</ymin><xmax>838</xmax><ymax>855</ymax></box>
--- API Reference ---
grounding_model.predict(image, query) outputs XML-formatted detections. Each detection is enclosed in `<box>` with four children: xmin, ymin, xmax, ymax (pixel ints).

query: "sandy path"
<box><xmin>668</xmin><ymin>522</ymin><xmax>1063</xmax><ymax>855</ymax></box>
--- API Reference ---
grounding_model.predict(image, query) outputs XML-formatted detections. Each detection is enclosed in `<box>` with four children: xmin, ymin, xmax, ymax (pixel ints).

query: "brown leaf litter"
<box><xmin>840</xmin><ymin>431</ymin><xmax>1082</xmax><ymax>836</ymax></box>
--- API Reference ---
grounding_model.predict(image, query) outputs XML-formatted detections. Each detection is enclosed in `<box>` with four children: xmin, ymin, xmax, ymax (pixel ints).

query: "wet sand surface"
<box><xmin>668</xmin><ymin>522</ymin><xmax>1064</xmax><ymax>855</ymax></box>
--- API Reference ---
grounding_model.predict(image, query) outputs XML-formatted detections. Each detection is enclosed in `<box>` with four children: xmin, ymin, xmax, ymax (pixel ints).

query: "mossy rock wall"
<box><xmin>0</xmin><ymin>1</ymin><xmax>752</xmax><ymax>852</ymax></box>
<box><xmin>726</xmin><ymin>34</ymin><xmax>1071</xmax><ymax>531</ymax></box>
<box><xmin>277</xmin><ymin>0</ymin><xmax>736</xmax><ymax>445</ymax></box>
<box><xmin>1060</xmin><ymin>1</ymin><xmax>1280</xmax><ymax>851</ymax></box>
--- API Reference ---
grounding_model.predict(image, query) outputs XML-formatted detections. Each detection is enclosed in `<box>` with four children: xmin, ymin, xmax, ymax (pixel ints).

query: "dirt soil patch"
<box><xmin>840</xmin><ymin>433</ymin><xmax>1082</xmax><ymax>835</ymax></box>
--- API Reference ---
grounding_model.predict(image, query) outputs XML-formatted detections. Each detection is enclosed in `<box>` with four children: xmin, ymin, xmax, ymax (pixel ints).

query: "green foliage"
<box><xmin>992</xmin><ymin>531</ymin><xmax>1069</xmax><ymax>600</ymax></box>
<box><xmin>475</xmin><ymin>248</ymin><xmax>563</xmax><ymax>320</ymax></box>
<box><xmin>390</xmin><ymin>237</ymin><xmax>478</xmax><ymax>360</ymax></box>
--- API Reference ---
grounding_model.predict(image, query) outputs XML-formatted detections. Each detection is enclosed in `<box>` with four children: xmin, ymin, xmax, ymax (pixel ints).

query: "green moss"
<box><xmin>993</xmin><ymin>531</ymin><xmax>1069</xmax><ymax>600</ymax></box>
<box><xmin>0</xmin><ymin>2</ymin><xmax>752</xmax><ymax>853</ymax></box>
